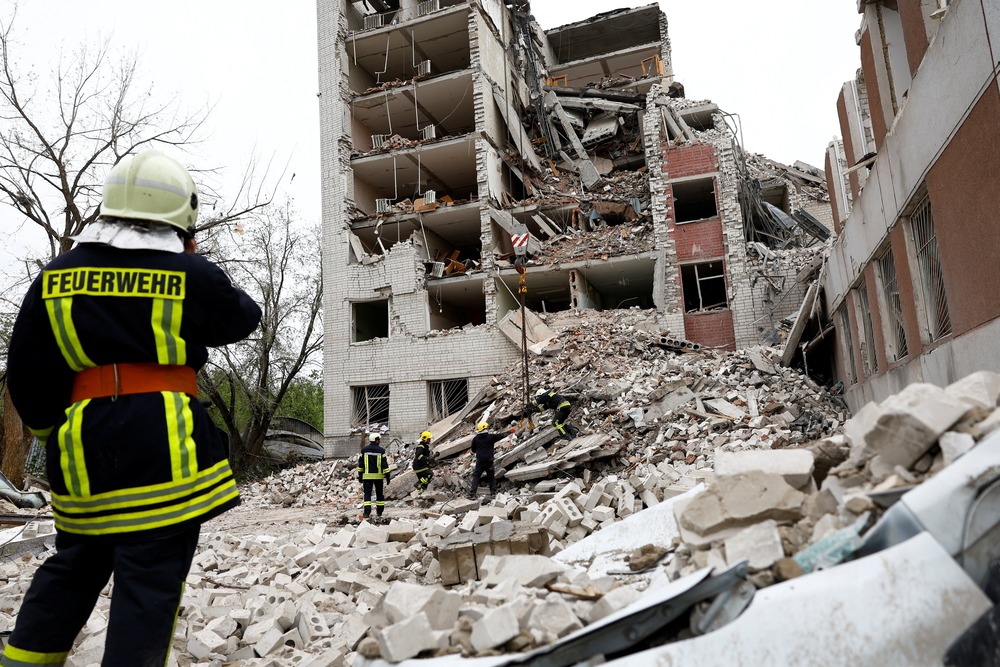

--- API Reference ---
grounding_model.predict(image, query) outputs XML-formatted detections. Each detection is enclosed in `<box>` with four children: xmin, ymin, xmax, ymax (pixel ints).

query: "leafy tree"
<box><xmin>199</xmin><ymin>202</ymin><xmax>323</xmax><ymax>474</ymax></box>
<box><xmin>276</xmin><ymin>370</ymin><xmax>324</xmax><ymax>430</ymax></box>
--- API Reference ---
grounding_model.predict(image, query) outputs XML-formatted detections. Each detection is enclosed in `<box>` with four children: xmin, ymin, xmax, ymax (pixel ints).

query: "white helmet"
<box><xmin>368</xmin><ymin>433</ymin><xmax>380</xmax><ymax>443</ymax></box>
<box><xmin>100</xmin><ymin>150</ymin><xmax>198</xmax><ymax>234</ymax></box>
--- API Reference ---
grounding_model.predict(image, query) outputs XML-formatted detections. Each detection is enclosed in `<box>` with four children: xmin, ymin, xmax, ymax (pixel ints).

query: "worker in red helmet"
<box><xmin>3</xmin><ymin>150</ymin><xmax>261</xmax><ymax>666</ymax></box>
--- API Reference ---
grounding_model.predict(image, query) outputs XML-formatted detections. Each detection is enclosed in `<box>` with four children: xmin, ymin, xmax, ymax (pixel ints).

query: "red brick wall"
<box><xmin>684</xmin><ymin>310</ymin><xmax>735</xmax><ymax>351</ymax></box>
<box><xmin>663</xmin><ymin>144</ymin><xmax>717</xmax><ymax>179</ymax></box>
<box><xmin>860</xmin><ymin>29</ymin><xmax>889</xmax><ymax>148</ymax></box>
<box><xmin>836</xmin><ymin>90</ymin><xmax>861</xmax><ymax>203</ymax></box>
<box><xmin>824</xmin><ymin>150</ymin><xmax>842</xmax><ymax>234</ymax></box>
<box><xmin>898</xmin><ymin>0</ymin><xmax>929</xmax><ymax>77</ymax></box>
<box><xmin>672</xmin><ymin>218</ymin><xmax>725</xmax><ymax>261</ymax></box>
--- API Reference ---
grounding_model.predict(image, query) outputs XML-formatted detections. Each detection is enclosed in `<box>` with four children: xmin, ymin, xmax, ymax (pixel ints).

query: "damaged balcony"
<box><xmin>426</xmin><ymin>272</ymin><xmax>487</xmax><ymax>331</ymax></box>
<box><xmin>495</xmin><ymin>252</ymin><xmax>656</xmax><ymax>316</ymax></box>
<box><xmin>544</xmin><ymin>4</ymin><xmax>666</xmax><ymax>92</ymax></box>
<box><xmin>346</xmin><ymin>4</ymin><xmax>471</xmax><ymax>94</ymax></box>
<box><xmin>350</xmin><ymin>200</ymin><xmax>481</xmax><ymax>264</ymax></box>
<box><xmin>350</xmin><ymin>69</ymin><xmax>475</xmax><ymax>152</ymax></box>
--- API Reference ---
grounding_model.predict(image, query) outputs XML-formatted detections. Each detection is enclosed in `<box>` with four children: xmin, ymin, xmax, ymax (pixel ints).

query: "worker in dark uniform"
<box><xmin>3</xmin><ymin>150</ymin><xmax>261</xmax><ymax>667</ymax></box>
<box><xmin>358</xmin><ymin>433</ymin><xmax>391</xmax><ymax>523</ymax></box>
<box><xmin>530</xmin><ymin>388</ymin><xmax>580</xmax><ymax>440</ymax></box>
<box><xmin>468</xmin><ymin>421</ymin><xmax>514</xmax><ymax>499</ymax></box>
<box><xmin>412</xmin><ymin>430</ymin><xmax>435</xmax><ymax>493</ymax></box>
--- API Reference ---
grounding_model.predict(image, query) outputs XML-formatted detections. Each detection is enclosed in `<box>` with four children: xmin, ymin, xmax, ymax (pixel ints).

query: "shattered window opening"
<box><xmin>854</xmin><ymin>280</ymin><xmax>879</xmax><ymax>377</ymax></box>
<box><xmin>876</xmin><ymin>247</ymin><xmax>909</xmax><ymax>362</ymax></box>
<box><xmin>428</xmin><ymin>378</ymin><xmax>468</xmax><ymax>422</ymax></box>
<box><xmin>352</xmin><ymin>299</ymin><xmax>390</xmax><ymax>342</ymax></box>
<box><xmin>681</xmin><ymin>261</ymin><xmax>727</xmax><ymax>312</ymax></box>
<box><xmin>672</xmin><ymin>178</ymin><xmax>718</xmax><ymax>224</ymax></box>
<box><xmin>351</xmin><ymin>384</ymin><xmax>390</xmax><ymax>428</ymax></box>
<box><xmin>837</xmin><ymin>306</ymin><xmax>857</xmax><ymax>385</ymax></box>
<box><xmin>909</xmin><ymin>197</ymin><xmax>952</xmax><ymax>343</ymax></box>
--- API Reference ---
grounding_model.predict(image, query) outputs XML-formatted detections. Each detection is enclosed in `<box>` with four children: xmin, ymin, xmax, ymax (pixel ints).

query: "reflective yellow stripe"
<box><xmin>52</xmin><ymin>460</ymin><xmax>232</xmax><ymax>512</ymax></box>
<box><xmin>1</xmin><ymin>644</ymin><xmax>69</xmax><ymax>666</ymax></box>
<box><xmin>53</xmin><ymin>479</ymin><xmax>239</xmax><ymax>535</ymax></box>
<box><xmin>44</xmin><ymin>298</ymin><xmax>94</xmax><ymax>372</ymax></box>
<box><xmin>152</xmin><ymin>297</ymin><xmax>186</xmax><ymax>365</ymax></box>
<box><xmin>164</xmin><ymin>391</ymin><xmax>196</xmax><ymax>481</ymax></box>
<box><xmin>28</xmin><ymin>426</ymin><xmax>53</xmax><ymax>443</ymax></box>
<box><xmin>58</xmin><ymin>401</ymin><xmax>90</xmax><ymax>497</ymax></box>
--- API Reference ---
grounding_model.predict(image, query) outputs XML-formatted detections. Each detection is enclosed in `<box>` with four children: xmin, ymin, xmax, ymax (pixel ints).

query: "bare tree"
<box><xmin>199</xmin><ymin>202</ymin><xmax>323</xmax><ymax>473</ymax></box>
<box><xmin>0</xmin><ymin>7</ymin><xmax>281</xmax><ymax>486</ymax></box>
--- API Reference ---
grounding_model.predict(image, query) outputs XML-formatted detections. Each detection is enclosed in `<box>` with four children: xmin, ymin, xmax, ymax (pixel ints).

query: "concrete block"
<box><xmin>187</xmin><ymin>628</ymin><xmax>226</xmax><ymax>660</ymax></box>
<box><xmin>590</xmin><ymin>505</ymin><xmax>615</xmax><ymax>523</ymax></box>
<box><xmin>471</xmin><ymin>604</ymin><xmax>519</xmax><ymax>652</ymax></box>
<box><xmin>355</xmin><ymin>521</ymin><xmax>390</xmax><ymax>544</ymax></box>
<box><xmin>438</xmin><ymin>547</ymin><xmax>461</xmax><ymax>586</ymax></box>
<box><xmin>724</xmin><ymin>519</ymin><xmax>784</xmax><ymax>572</ymax></box>
<box><xmin>377</xmin><ymin>612</ymin><xmax>438</xmax><ymax>662</ymax></box>
<box><xmin>554</xmin><ymin>497</ymin><xmax>583</xmax><ymax>527</ymax></box>
<box><xmin>939</xmin><ymin>431</ymin><xmax>976</xmax><ymax>467</ymax></box>
<box><xmin>677</xmin><ymin>471</ymin><xmax>805</xmax><ymax>537</ymax></box>
<box><xmin>254</xmin><ymin>624</ymin><xmax>285</xmax><ymax>657</ymax></box>
<box><xmin>432</xmin><ymin>515</ymin><xmax>458</xmax><ymax>537</ymax></box>
<box><xmin>714</xmin><ymin>448</ymin><xmax>815</xmax><ymax>489</ymax></box>
<box><xmin>527</xmin><ymin>596</ymin><xmax>583</xmax><ymax>639</ymax></box>
<box><xmin>480</xmin><ymin>554</ymin><xmax>566</xmax><ymax>588</ymax></box>
<box><xmin>946</xmin><ymin>371</ymin><xmax>1000</xmax><ymax>409</ymax></box>
<box><xmin>280</xmin><ymin>627</ymin><xmax>304</xmax><ymax>650</ymax></box>
<box><xmin>587</xmin><ymin>585</ymin><xmax>642</xmax><ymax>623</ymax></box>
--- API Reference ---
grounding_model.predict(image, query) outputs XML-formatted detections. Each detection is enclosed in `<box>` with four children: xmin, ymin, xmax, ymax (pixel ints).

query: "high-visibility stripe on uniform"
<box><xmin>152</xmin><ymin>297</ymin><xmax>186</xmax><ymax>365</ymax></box>
<box><xmin>164</xmin><ymin>391</ymin><xmax>196</xmax><ymax>481</ymax></box>
<box><xmin>52</xmin><ymin>475</ymin><xmax>238</xmax><ymax>535</ymax></box>
<box><xmin>1</xmin><ymin>644</ymin><xmax>69</xmax><ymax>666</ymax></box>
<box><xmin>360</xmin><ymin>453</ymin><xmax>387</xmax><ymax>480</ymax></box>
<box><xmin>57</xmin><ymin>402</ymin><xmax>90</xmax><ymax>497</ymax></box>
<box><xmin>44</xmin><ymin>298</ymin><xmax>93</xmax><ymax>372</ymax></box>
<box><xmin>52</xmin><ymin>460</ymin><xmax>233</xmax><ymax>512</ymax></box>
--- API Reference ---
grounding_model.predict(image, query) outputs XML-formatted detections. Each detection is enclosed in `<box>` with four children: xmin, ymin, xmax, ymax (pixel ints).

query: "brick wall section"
<box><xmin>663</xmin><ymin>144</ymin><xmax>717</xmax><ymax>179</ymax></box>
<box><xmin>684</xmin><ymin>310</ymin><xmax>735</xmax><ymax>351</ymax></box>
<box><xmin>671</xmin><ymin>218</ymin><xmax>724</xmax><ymax>261</ymax></box>
<box><xmin>710</xmin><ymin>132</ymin><xmax>743</xmax><ymax>349</ymax></box>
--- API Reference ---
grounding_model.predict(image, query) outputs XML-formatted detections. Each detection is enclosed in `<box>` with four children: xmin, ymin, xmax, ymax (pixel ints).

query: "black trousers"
<box><xmin>362</xmin><ymin>479</ymin><xmax>385</xmax><ymax>516</ymax></box>
<box><xmin>470</xmin><ymin>458</ymin><xmax>496</xmax><ymax>495</ymax></box>
<box><xmin>3</xmin><ymin>525</ymin><xmax>200</xmax><ymax>667</ymax></box>
<box><xmin>415</xmin><ymin>469</ymin><xmax>433</xmax><ymax>491</ymax></box>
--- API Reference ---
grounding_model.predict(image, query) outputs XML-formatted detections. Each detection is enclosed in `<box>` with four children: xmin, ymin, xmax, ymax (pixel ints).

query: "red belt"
<box><xmin>72</xmin><ymin>363</ymin><xmax>198</xmax><ymax>403</ymax></box>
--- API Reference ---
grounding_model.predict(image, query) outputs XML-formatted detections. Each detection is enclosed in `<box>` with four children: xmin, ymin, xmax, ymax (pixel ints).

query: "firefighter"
<box><xmin>412</xmin><ymin>431</ymin><xmax>435</xmax><ymax>493</ymax></box>
<box><xmin>358</xmin><ymin>433</ymin><xmax>391</xmax><ymax>522</ymax></box>
<box><xmin>2</xmin><ymin>150</ymin><xmax>262</xmax><ymax>666</ymax></box>
<box><xmin>530</xmin><ymin>388</ymin><xmax>580</xmax><ymax>440</ymax></box>
<box><xmin>468</xmin><ymin>421</ymin><xmax>515</xmax><ymax>499</ymax></box>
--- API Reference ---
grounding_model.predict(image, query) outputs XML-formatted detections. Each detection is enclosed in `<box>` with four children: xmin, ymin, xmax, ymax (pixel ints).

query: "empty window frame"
<box><xmin>428</xmin><ymin>378</ymin><xmax>468</xmax><ymax>422</ymax></box>
<box><xmin>854</xmin><ymin>280</ymin><xmax>879</xmax><ymax>377</ymax></box>
<box><xmin>352</xmin><ymin>300</ymin><xmax>389</xmax><ymax>342</ymax></box>
<box><xmin>909</xmin><ymin>197</ymin><xmax>952</xmax><ymax>342</ymax></box>
<box><xmin>680</xmin><ymin>261</ymin><xmax>727</xmax><ymax>312</ymax></box>
<box><xmin>837</xmin><ymin>306</ymin><xmax>857</xmax><ymax>385</ymax></box>
<box><xmin>672</xmin><ymin>178</ymin><xmax>718</xmax><ymax>223</ymax></box>
<box><xmin>352</xmin><ymin>384</ymin><xmax>390</xmax><ymax>429</ymax></box>
<box><xmin>875</xmin><ymin>247</ymin><xmax>909</xmax><ymax>362</ymax></box>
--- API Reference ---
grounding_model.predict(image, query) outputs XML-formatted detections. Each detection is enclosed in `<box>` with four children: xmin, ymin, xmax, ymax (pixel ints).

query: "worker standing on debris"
<box><xmin>358</xmin><ymin>433</ymin><xmax>391</xmax><ymax>522</ymax></box>
<box><xmin>2</xmin><ymin>150</ymin><xmax>261</xmax><ymax>666</ymax></box>
<box><xmin>412</xmin><ymin>431</ymin><xmax>436</xmax><ymax>493</ymax></box>
<box><xmin>468</xmin><ymin>421</ymin><xmax>515</xmax><ymax>499</ymax></box>
<box><xmin>530</xmin><ymin>388</ymin><xmax>580</xmax><ymax>440</ymax></box>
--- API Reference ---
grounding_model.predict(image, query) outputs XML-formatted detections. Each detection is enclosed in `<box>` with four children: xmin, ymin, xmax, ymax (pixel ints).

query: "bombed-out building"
<box><xmin>318</xmin><ymin>0</ymin><xmax>835</xmax><ymax>453</ymax></box>
<box><xmin>823</xmin><ymin>0</ymin><xmax>1000</xmax><ymax>412</ymax></box>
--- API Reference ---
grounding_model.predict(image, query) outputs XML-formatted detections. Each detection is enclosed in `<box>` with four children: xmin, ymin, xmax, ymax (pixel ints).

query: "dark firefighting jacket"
<box><xmin>471</xmin><ymin>431</ymin><xmax>508</xmax><ymax>464</ymax></box>
<box><xmin>358</xmin><ymin>444</ymin><xmax>390</xmax><ymax>482</ymax></box>
<box><xmin>412</xmin><ymin>442</ymin><xmax>433</xmax><ymax>473</ymax></box>
<box><xmin>6</xmin><ymin>243</ymin><xmax>261</xmax><ymax>539</ymax></box>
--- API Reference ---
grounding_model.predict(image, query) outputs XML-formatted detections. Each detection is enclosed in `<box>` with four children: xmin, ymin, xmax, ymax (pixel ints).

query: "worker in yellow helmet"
<box><xmin>3</xmin><ymin>150</ymin><xmax>261</xmax><ymax>666</ymax></box>
<box><xmin>468</xmin><ymin>421</ymin><xmax>515</xmax><ymax>500</ymax></box>
<box><xmin>412</xmin><ymin>430</ymin><xmax>436</xmax><ymax>493</ymax></box>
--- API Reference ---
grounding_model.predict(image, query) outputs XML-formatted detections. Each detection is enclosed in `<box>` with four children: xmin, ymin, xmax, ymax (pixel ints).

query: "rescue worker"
<box><xmin>468</xmin><ymin>421</ymin><xmax>515</xmax><ymax>499</ymax></box>
<box><xmin>412</xmin><ymin>431</ymin><xmax>435</xmax><ymax>493</ymax></box>
<box><xmin>3</xmin><ymin>150</ymin><xmax>262</xmax><ymax>666</ymax></box>
<box><xmin>358</xmin><ymin>433</ymin><xmax>391</xmax><ymax>522</ymax></box>
<box><xmin>530</xmin><ymin>388</ymin><xmax>580</xmax><ymax>440</ymax></box>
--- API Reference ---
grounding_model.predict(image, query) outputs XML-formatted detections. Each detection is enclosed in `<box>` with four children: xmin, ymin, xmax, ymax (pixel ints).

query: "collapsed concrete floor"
<box><xmin>2</xmin><ymin>309</ymin><xmax>999</xmax><ymax>665</ymax></box>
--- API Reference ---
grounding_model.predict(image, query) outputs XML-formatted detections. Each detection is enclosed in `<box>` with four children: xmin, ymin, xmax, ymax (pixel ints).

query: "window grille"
<box><xmin>855</xmin><ymin>280</ymin><xmax>879</xmax><ymax>377</ymax></box>
<box><xmin>429</xmin><ymin>379</ymin><xmax>468</xmax><ymax>422</ymax></box>
<box><xmin>418</xmin><ymin>0</ymin><xmax>440</xmax><ymax>16</ymax></box>
<box><xmin>837</xmin><ymin>307</ymin><xmax>857</xmax><ymax>385</ymax></box>
<box><xmin>680</xmin><ymin>262</ymin><xmax>727</xmax><ymax>312</ymax></box>
<box><xmin>363</xmin><ymin>13</ymin><xmax>385</xmax><ymax>30</ymax></box>
<box><xmin>352</xmin><ymin>385</ymin><xmax>390</xmax><ymax>428</ymax></box>
<box><xmin>910</xmin><ymin>197</ymin><xmax>951</xmax><ymax>342</ymax></box>
<box><xmin>876</xmin><ymin>247</ymin><xmax>908</xmax><ymax>361</ymax></box>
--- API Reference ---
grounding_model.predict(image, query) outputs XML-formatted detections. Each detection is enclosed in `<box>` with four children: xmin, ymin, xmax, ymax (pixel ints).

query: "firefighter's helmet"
<box><xmin>477</xmin><ymin>421</ymin><xmax>489</xmax><ymax>432</ymax></box>
<box><xmin>100</xmin><ymin>150</ymin><xmax>198</xmax><ymax>234</ymax></box>
<box><xmin>536</xmin><ymin>388</ymin><xmax>549</xmax><ymax>399</ymax></box>
<box><xmin>420</xmin><ymin>431</ymin><xmax>432</xmax><ymax>442</ymax></box>
<box><xmin>368</xmin><ymin>433</ymin><xmax>380</xmax><ymax>443</ymax></box>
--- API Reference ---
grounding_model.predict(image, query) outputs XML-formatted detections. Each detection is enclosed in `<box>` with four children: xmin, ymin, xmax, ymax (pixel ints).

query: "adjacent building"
<box><xmin>318</xmin><ymin>0</ymin><xmax>833</xmax><ymax>454</ymax></box>
<box><xmin>823</xmin><ymin>0</ymin><xmax>1000</xmax><ymax>411</ymax></box>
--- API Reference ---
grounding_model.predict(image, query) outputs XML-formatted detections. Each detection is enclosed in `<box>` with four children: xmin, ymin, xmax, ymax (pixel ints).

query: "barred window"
<box><xmin>837</xmin><ymin>306</ymin><xmax>857</xmax><ymax>385</ymax></box>
<box><xmin>876</xmin><ymin>247</ymin><xmax>909</xmax><ymax>361</ymax></box>
<box><xmin>909</xmin><ymin>197</ymin><xmax>951</xmax><ymax>342</ymax></box>
<box><xmin>429</xmin><ymin>378</ymin><xmax>468</xmax><ymax>422</ymax></box>
<box><xmin>352</xmin><ymin>384</ymin><xmax>389</xmax><ymax>429</ymax></box>
<box><xmin>854</xmin><ymin>280</ymin><xmax>879</xmax><ymax>377</ymax></box>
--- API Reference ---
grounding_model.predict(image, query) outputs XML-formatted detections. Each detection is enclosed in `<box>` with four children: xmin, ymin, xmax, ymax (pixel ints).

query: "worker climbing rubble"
<box><xmin>411</xmin><ymin>430</ymin><xmax>436</xmax><ymax>494</ymax></box>
<box><xmin>357</xmin><ymin>433</ymin><xmax>391</xmax><ymax>523</ymax></box>
<box><xmin>468</xmin><ymin>421</ymin><xmax>515</xmax><ymax>500</ymax></box>
<box><xmin>529</xmin><ymin>387</ymin><xmax>580</xmax><ymax>440</ymax></box>
<box><xmin>2</xmin><ymin>150</ymin><xmax>262</xmax><ymax>666</ymax></box>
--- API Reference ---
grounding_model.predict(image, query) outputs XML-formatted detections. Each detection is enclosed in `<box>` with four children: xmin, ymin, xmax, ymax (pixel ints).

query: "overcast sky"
<box><xmin>1</xmin><ymin>0</ymin><xmax>860</xmax><ymax>268</ymax></box>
